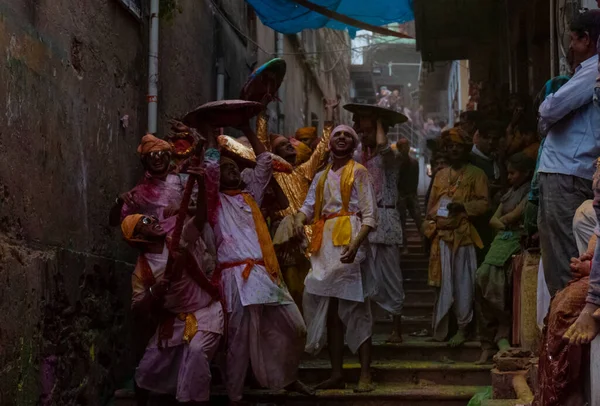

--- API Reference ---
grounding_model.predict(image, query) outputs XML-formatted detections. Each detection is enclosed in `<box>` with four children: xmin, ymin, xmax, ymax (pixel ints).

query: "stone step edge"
<box><xmin>113</xmin><ymin>384</ymin><xmax>488</xmax><ymax>402</ymax></box>
<box><xmin>220</xmin><ymin>384</ymin><xmax>488</xmax><ymax>400</ymax></box>
<box><xmin>300</xmin><ymin>359</ymin><xmax>493</xmax><ymax>371</ymax></box>
<box><xmin>370</xmin><ymin>336</ymin><xmax>482</xmax><ymax>349</ymax></box>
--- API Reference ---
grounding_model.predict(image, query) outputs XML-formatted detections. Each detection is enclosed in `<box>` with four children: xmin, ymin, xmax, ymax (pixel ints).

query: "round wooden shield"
<box><xmin>183</xmin><ymin>100</ymin><xmax>264</xmax><ymax>129</ymax></box>
<box><xmin>240</xmin><ymin>58</ymin><xmax>287</xmax><ymax>105</ymax></box>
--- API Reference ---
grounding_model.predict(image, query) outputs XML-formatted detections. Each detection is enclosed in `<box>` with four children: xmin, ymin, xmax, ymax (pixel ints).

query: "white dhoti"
<box><xmin>303</xmin><ymin>291</ymin><xmax>373</xmax><ymax>354</ymax></box>
<box><xmin>364</xmin><ymin>243</ymin><xmax>404</xmax><ymax>315</ymax></box>
<box><xmin>433</xmin><ymin>240</ymin><xmax>477</xmax><ymax>341</ymax></box>
<box><xmin>225</xmin><ymin>283</ymin><xmax>306</xmax><ymax>401</ymax></box>
<box><xmin>573</xmin><ymin>199</ymin><xmax>596</xmax><ymax>255</ymax></box>
<box><xmin>536</xmin><ymin>259</ymin><xmax>551</xmax><ymax>331</ymax></box>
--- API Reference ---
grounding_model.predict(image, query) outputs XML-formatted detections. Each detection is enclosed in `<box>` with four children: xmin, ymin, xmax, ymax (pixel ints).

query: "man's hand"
<box><xmin>293</xmin><ymin>213</ymin><xmax>307</xmax><ymax>238</ymax></box>
<box><xmin>187</xmin><ymin>164</ymin><xmax>205</xmax><ymax>178</ymax></box>
<box><xmin>340</xmin><ymin>242</ymin><xmax>359</xmax><ymax>264</ymax></box>
<box><xmin>324</xmin><ymin>96</ymin><xmax>341</xmax><ymax>121</ymax></box>
<box><xmin>570</xmin><ymin>256</ymin><xmax>592</xmax><ymax>279</ymax></box>
<box><xmin>119</xmin><ymin>191</ymin><xmax>136</xmax><ymax>207</ymax></box>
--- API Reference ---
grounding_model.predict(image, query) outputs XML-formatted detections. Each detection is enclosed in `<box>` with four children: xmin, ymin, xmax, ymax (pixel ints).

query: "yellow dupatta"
<box><xmin>309</xmin><ymin>160</ymin><xmax>356</xmax><ymax>254</ymax></box>
<box><xmin>222</xmin><ymin>190</ymin><xmax>281</xmax><ymax>282</ymax></box>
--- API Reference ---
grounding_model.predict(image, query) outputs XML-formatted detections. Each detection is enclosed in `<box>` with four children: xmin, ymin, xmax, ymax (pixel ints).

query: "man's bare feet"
<box><xmin>386</xmin><ymin>331</ymin><xmax>403</xmax><ymax>343</ymax></box>
<box><xmin>475</xmin><ymin>349</ymin><xmax>496</xmax><ymax>365</ymax></box>
<box><xmin>448</xmin><ymin>329</ymin><xmax>467</xmax><ymax>348</ymax></box>
<box><xmin>354</xmin><ymin>372</ymin><xmax>375</xmax><ymax>393</ymax></box>
<box><xmin>564</xmin><ymin>304</ymin><xmax>600</xmax><ymax>345</ymax></box>
<box><xmin>285</xmin><ymin>380</ymin><xmax>316</xmax><ymax>396</ymax></box>
<box><xmin>314</xmin><ymin>375</ymin><xmax>346</xmax><ymax>390</ymax></box>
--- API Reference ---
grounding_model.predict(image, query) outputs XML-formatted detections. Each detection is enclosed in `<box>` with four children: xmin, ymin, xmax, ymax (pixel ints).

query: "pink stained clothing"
<box><xmin>225</xmin><ymin>281</ymin><xmax>306</xmax><ymax>401</ymax></box>
<box><xmin>121</xmin><ymin>171</ymin><xmax>196</xmax><ymax>222</ymax></box>
<box><xmin>136</xmin><ymin>329</ymin><xmax>221</xmax><ymax>403</ymax></box>
<box><xmin>203</xmin><ymin>148</ymin><xmax>305</xmax><ymax>401</ymax></box>
<box><xmin>204</xmin><ymin>149</ymin><xmax>294</xmax><ymax>309</ymax></box>
<box><xmin>131</xmin><ymin>219</ymin><xmax>224</xmax><ymax>402</ymax></box>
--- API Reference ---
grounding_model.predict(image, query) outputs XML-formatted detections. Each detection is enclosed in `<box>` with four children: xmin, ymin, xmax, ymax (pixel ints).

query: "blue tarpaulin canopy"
<box><xmin>245</xmin><ymin>0</ymin><xmax>414</xmax><ymax>37</ymax></box>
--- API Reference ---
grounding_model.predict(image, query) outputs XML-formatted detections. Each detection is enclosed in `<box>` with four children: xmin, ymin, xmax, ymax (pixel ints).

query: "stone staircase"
<box><xmin>112</xmin><ymin>197</ymin><xmax>492</xmax><ymax>405</ymax></box>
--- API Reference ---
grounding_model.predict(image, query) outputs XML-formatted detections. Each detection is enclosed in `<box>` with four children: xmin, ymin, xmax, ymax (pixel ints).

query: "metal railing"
<box><xmin>387</xmin><ymin>122</ymin><xmax>429</xmax><ymax>160</ymax></box>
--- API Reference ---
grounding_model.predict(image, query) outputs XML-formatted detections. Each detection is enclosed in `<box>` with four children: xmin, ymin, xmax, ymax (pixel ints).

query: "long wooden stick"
<box><xmin>290</xmin><ymin>0</ymin><xmax>413</xmax><ymax>39</ymax></box>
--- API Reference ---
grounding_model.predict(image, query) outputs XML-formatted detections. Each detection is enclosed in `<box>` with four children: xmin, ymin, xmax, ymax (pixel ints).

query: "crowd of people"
<box><xmin>108</xmin><ymin>9</ymin><xmax>600</xmax><ymax>405</ymax></box>
<box><xmin>420</xmin><ymin>9</ymin><xmax>600</xmax><ymax>405</ymax></box>
<box><xmin>111</xmin><ymin>57</ymin><xmax>426</xmax><ymax>404</ymax></box>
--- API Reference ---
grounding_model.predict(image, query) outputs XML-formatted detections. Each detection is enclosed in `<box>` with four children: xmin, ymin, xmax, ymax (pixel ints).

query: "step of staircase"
<box><xmin>297</xmin><ymin>359</ymin><xmax>492</xmax><ymax>387</ymax></box>
<box><xmin>309</xmin><ymin>335</ymin><xmax>482</xmax><ymax>363</ymax></box>
<box><xmin>112</xmin><ymin>384</ymin><xmax>488</xmax><ymax>406</ymax></box>
<box><xmin>404</xmin><ymin>277</ymin><xmax>431</xmax><ymax>291</ymax></box>
<box><xmin>401</xmin><ymin>258</ymin><xmax>430</xmax><ymax>270</ymax></box>
<box><xmin>220</xmin><ymin>384</ymin><xmax>488</xmax><ymax>406</ymax></box>
<box><xmin>405</xmin><ymin>288</ymin><xmax>436</xmax><ymax>303</ymax></box>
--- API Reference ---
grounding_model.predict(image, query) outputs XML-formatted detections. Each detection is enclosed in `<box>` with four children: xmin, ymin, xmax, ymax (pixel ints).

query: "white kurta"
<box><xmin>204</xmin><ymin>149</ymin><xmax>303</xmax><ymax>401</ymax></box>
<box><xmin>206</xmin><ymin>150</ymin><xmax>294</xmax><ymax>310</ymax></box>
<box><xmin>299</xmin><ymin>162</ymin><xmax>377</xmax><ymax>302</ymax></box>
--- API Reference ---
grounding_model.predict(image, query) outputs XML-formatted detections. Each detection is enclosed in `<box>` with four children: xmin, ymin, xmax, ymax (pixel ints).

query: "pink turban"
<box><xmin>330</xmin><ymin>125</ymin><xmax>359</xmax><ymax>150</ymax></box>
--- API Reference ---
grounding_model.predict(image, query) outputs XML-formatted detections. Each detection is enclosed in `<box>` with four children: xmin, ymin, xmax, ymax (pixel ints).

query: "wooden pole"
<box><xmin>290</xmin><ymin>0</ymin><xmax>413</xmax><ymax>39</ymax></box>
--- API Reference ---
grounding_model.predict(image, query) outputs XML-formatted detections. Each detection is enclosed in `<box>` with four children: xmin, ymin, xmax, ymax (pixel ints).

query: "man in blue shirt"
<box><xmin>537</xmin><ymin>10</ymin><xmax>600</xmax><ymax>296</ymax></box>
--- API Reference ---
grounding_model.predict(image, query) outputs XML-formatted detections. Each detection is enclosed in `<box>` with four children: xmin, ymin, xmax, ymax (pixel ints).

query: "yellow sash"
<box><xmin>309</xmin><ymin>160</ymin><xmax>356</xmax><ymax>254</ymax></box>
<box><xmin>222</xmin><ymin>190</ymin><xmax>281</xmax><ymax>282</ymax></box>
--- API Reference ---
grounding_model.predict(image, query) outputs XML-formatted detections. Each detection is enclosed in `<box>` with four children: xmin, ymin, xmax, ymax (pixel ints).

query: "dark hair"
<box><xmin>507</xmin><ymin>152</ymin><xmax>535</xmax><ymax>173</ymax></box>
<box><xmin>570</xmin><ymin>10</ymin><xmax>600</xmax><ymax>49</ymax></box>
<box><xmin>477</xmin><ymin>120</ymin><xmax>504</xmax><ymax>138</ymax></box>
<box><xmin>519</xmin><ymin>116</ymin><xmax>538</xmax><ymax>135</ymax></box>
<box><xmin>459</xmin><ymin>111</ymin><xmax>482</xmax><ymax>124</ymax></box>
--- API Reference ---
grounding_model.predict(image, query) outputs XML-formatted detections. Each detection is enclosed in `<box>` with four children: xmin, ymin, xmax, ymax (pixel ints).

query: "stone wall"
<box><xmin>0</xmin><ymin>1</ymin><xmax>350</xmax><ymax>405</ymax></box>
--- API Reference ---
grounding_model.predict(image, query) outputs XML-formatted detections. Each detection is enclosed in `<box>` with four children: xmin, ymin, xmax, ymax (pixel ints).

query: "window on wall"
<box><xmin>116</xmin><ymin>0</ymin><xmax>142</xmax><ymax>20</ymax></box>
<box><xmin>311</xmin><ymin>113</ymin><xmax>319</xmax><ymax>129</ymax></box>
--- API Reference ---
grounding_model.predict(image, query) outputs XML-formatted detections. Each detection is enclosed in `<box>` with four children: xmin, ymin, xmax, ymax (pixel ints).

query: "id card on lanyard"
<box><xmin>437</xmin><ymin>196</ymin><xmax>452</xmax><ymax>218</ymax></box>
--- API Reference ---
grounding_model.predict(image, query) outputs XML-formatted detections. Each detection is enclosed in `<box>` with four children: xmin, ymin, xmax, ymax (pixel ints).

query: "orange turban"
<box><xmin>137</xmin><ymin>134</ymin><xmax>173</xmax><ymax>155</ymax></box>
<box><xmin>290</xmin><ymin>137</ymin><xmax>313</xmax><ymax>165</ymax></box>
<box><xmin>441</xmin><ymin>128</ymin><xmax>472</xmax><ymax>145</ymax></box>
<box><xmin>295</xmin><ymin>127</ymin><xmax>317</xmax><ymax>141</ymax></box>
<box><xmin>121</xmin><ymin>214</ymin><xmax>144</xmax><ymax>243</ymax></box>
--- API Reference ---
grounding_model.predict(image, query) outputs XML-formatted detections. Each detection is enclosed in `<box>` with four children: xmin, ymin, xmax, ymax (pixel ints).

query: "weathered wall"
<box><xmin>0</xmin><ymin>1</ymin><xmax>350</xmax><ymax>404</ymax></box>
<box><xmin>0</xmin><ymin>1</ymin><xmax>146</xmax><ymax>403</ymax></box>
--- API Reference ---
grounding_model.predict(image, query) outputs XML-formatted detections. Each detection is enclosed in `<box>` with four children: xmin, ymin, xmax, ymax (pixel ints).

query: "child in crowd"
<box><xmin>475</xmin><ymin>152</ymin><xmax>535</xmax><ymax>363</ymax></box>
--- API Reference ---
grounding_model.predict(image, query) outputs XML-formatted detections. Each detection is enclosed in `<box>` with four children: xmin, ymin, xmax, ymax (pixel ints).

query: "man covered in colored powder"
<box><xmin>122</xmin><ymin>208</ymin><xmax>223</xmax><ymax>405</ymax></box>
<box><xmin>424</xmin><ymin>128</ymin><xmax>489</xmax><ymax>346</ymax></box>
<box><xmin>202</xmin><ymin>122</ymin><xmax>311</xmax><ymax>402</ymax></box>
<box><xmin>116</xmin><ymin>133</ymin><xmax>195</xmax><ymax>230</ymax></box>
<box><xmin>293</xmin><ymin>125</ymin><xmax>378</xmax><ymax>392</ymax></box>
<box><xmin>348</xmin><ymin>104</ymin><xmax>407</xmax><ymax>344</ymax></box>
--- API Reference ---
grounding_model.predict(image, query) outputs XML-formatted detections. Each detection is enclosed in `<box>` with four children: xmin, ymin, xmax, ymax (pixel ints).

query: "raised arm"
<box><xmin>299</xmin><ymin>98</ymin><xmax>338</xmax><ymax>179</ymax></box>
<box><xmin>203</xmin><ymin>131</ymin><xmax>221</xmax><ymax>227</ymax></box>
<box><xmin>241</xmin><ymin>127</ymin><xmax>273</xmax><ymax>205</ymax></box>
